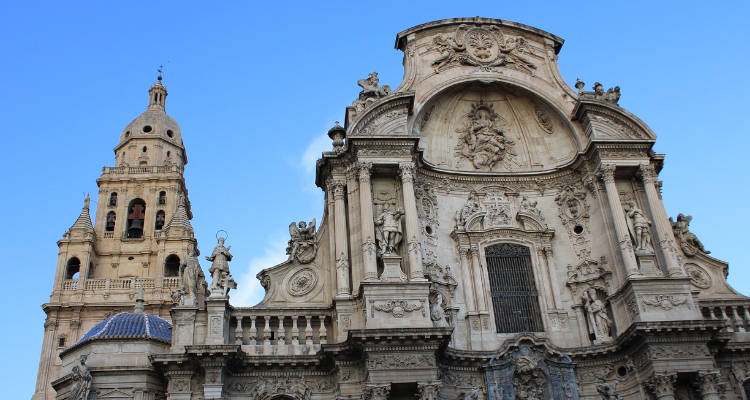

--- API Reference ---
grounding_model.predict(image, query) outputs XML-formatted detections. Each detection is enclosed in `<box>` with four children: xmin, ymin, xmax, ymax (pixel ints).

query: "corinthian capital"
<box><xmin>637</xmin><ymin>163</ymin><xmax>658</xmax><ymax>184</ymax></box>
<box><xmin>328</xmin><ymin>178</ymin><xmax>346</xmax><ymax>200</ymax></box>
<box><xmin>357</xmin><ymin>162</ymin><xmax>373</xmax><ymax>182</ymax></box>
<box><xmin>399</xmin><ymin>161</ymin><xmax>415</xmax><ymax>182</ymax></box>
<box><xmin>598</xmin><ymin>163</ymin><xmax>617</xmax><ymax>184</ymax></box>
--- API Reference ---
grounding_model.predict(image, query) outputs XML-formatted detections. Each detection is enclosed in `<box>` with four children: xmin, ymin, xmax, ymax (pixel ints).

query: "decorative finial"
<box><xmin>134</xmin><ymin>285</ymin><xmax>145</xmax><ymax>313</ymax></box>
<box><xmin>83</xmin><ymin>193</ymin><xmax>90</xmax><ymax>209</ymax></box>
<box><xmin>157</xmin><ymin>65</ymin><xmax>164</xmax><ymax>82</ymax></box>
<box><xmin>335</xmin><ymin>121</ymin><xmax>341</xmax><ymax>127</ymax></box>
<box><xmin>574</xmin><ymin>78</ymin><xmax>585</xmax><ymax>93</ymax></box>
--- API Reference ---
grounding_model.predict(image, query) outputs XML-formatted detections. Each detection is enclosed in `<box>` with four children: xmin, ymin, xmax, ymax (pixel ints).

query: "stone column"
<box><xmin>358</xmin><ymin>163</ymin><xmax>378</xmax><ymax>281</ymax></box>
<box><xmin>638</xmin><ymin>164</ymin><xmax>685</xmax><ymax>276</ymax></box>
<box><xmin>470</xmin><ymin>246</ymin><xmax>488</xmax><ymax>313</ymax></box>
<box><xmin>599</xmin><ymin>164</ymin><xmax>640</xmax><ymax>277</ymax></box>
<box><xmin>697</xmin><ymin>371</ymin><xmax>721</xmax><ymax>400</ymax></box>
<box><xmin>458</xmin><ymin>247</ymin><xmax>476</xmax><ymax>312</ymax></box>
<box><xmin>332</xmin><ymin>179</ymin><xmax>351</xmax><ymax>296</ymax></box>
<box><xmin>647</xmin><ymin>373</ymin><xmax>677</xmax><ymax>400</ymax></box>
<box><xmin>399</xmin><ymin>162</ymin><xmax>426</xmax><ymax>281</ymax></box>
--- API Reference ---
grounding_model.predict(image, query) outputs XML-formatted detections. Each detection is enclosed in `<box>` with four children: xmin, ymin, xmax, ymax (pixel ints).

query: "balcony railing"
<box><xmin>102</xmin><ymin>165</ymin><xmax>183</xmax><ymax>175</ymax></box>
<box><xmin>230</xmin><ymin>310</ymin><xmax>332</xmax><ymax>355</ymax></box>
<box><xmin>62</xmin><ymin>279</ymin><xmax>78</xmax><ymax>291</ymax></box>
<box><xmin>163</xmin><ymin>277</ymin><xmax>180</xmax><ymax>289</ymax></box>
<box><xmin>700</xmin><ymin>300</ymin><xmax>750</xmax><ymax>333</ymax></box>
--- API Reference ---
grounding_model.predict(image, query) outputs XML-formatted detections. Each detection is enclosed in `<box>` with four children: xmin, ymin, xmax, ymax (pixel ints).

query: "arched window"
<box><xmin>485</xmin><ymin>243</ymin><xmax>544</xmax><ymax>333</ymax></box>
<box><xmin>164</xmin><ymin>254</ymin><xmax>180</xmax><ymax>277</ymax></box>
<box><xmin>126</xmin><ymin>199</ymin><xmax>146</xmax><ymax>238</ymax></box>
<box><xmin>105</xmin><ymin>211</ymin><xmax>116</xmax><ymax>231</ymax></box>
<box><xmin>108</xmin><ymin>192</ymin><xmax>117</xmax><ymax>206</ymax></box>
<box><xmin>155</xmin><ymin>210</ymin><xmax>165</xmax><ymax>230</ymax></box>
<box><xmin>158</xmin><ymin>191</ymin><xmax>167</xmax><ymax>205</ymax></box>
<box><xmin>65</xmin><ymin>257</ymin><xmax>80</xmax><ymax>280</ymax></box>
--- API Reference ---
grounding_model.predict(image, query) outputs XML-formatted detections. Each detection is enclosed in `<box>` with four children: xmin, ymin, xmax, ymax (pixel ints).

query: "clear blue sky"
<box><xmin>1</xmin><ymin>1</ymin><xmax>748</xmax><ymax>396</ymax></box>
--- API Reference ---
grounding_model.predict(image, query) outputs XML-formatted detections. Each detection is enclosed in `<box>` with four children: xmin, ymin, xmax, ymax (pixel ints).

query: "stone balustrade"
<box><xmin>59</xmin><ymin>277</ymin><xmax>180</xmax><ymax>292</ymax></box>
<box><xmin>700</xmin><ymin>300</ymin><xmax>750</xmax><ymax>333</ymax></box>
<box><xmin>102</xmin><ymin>231</ymin><xmax>114</xmax><ymax>238</ymax></box>
<box><xmin>101</xmin><ymin>165</ymin><xmax>183</xmax><ymax>175</ymax></box>
<box><xmin>62</xmin><ymin>279</ymin><xmax>78</xmax><ymax>290</ymax></box>
<box><xmin>230</xmin><ymin>310</ymin><xmax>332</xmax><ymax>355</ymax></box>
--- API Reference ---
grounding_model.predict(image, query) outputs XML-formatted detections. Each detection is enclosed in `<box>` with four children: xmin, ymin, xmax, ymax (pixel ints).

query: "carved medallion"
<box><xmin>685</xmin><ymin>263</ymin><xmax>712</xmax><ymax>289</ymax></box>
<box><xmin>534</xmin><ymin>107</ymin><xmax>554</xmax><ymax>134</ymax></box>
<box><xmin>430</xmin><ymin>24</ymin><xmax>536</xmax><ymax>74</ymax></box>
<box><xmin>288</xmin><ymin>268</ymin><xmax>318</xmax><ymax>297</ymax></box>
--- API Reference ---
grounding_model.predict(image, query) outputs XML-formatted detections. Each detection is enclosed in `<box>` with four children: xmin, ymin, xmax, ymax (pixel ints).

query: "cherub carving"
<box><xmin>287</xmin><ymin>218</ymin><xmax>317</xmax><ymax>263</ymax></box>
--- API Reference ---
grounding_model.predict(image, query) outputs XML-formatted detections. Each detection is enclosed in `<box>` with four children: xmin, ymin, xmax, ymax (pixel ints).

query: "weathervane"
<box><xmin>157</xmin><ymin>65</ymin><xmax>164</xmax><ymax>81</ymax></box>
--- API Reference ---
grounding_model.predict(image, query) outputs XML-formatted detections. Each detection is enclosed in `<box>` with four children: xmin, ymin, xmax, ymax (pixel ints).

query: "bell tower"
<box><xmin>33</xmin><ymin>76</ymin><xmax>198</xmax><ymax>400</ymax></box>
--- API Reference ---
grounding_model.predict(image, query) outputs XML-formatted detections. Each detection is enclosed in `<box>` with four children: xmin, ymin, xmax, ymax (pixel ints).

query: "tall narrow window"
<box><xmin>164</xmin><ymin>254</ymin><xmax>180</xmax><ymax>277</ymax></box>
<box><xmin>485</xmin><ymin>243</ymin><xmax>544</xmax><ymax>333</ymax></box>
<box><xmin>158</xmin><ymin>191</ymin><xmax>167</xmax><ymax>205</ymax></box>
<box><xmin>155</xmin><ymin>210</ymin><xmax>165</xmax><ymax>230</ymax></box>
<box><xmin>126</xmin><ymin>199</ymin><xmax>146</xmax><ymax>238</ymax></box>
<box><xmin>109</xmin><ymin>192</ymin><xmax>117</xmax><ymax>206</ymax></box>
<box><xmin>65</xmin><ymin>257</ymin><xmax>81</xmax><ymax>279</ymax></box>
<box><xmin>105</xmin><ymin>211</ymin><xmax>116</xmax><ymax>231</ymax></box>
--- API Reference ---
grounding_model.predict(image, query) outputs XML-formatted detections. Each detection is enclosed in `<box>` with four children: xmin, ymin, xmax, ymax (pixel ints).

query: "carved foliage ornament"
<box><xmin>249</xmin><ymin>377</ymin><xmax>311</xmax><ymax>400</ymax></box>
<box><xmin>431</xmin><ymin>24</ymin><xmax>536</xmax><ymax>74</ymax></box>
<box><xmin>374</xmin><ymin>299</ymin><xmax>424</xmax><ymax>318</ymax></box>
<box><xmin>642</xmin><ymin>294</ymin><xmax>687</xmax><ymax>310</ymax></box>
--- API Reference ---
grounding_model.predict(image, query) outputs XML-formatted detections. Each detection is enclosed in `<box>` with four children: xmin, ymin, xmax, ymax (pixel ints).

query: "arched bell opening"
<box><xmin>65</xmin><ymin>257</ymin><xmax>80</xmax><ymax>280</ymax></box>
<box><xmin>126</xmin><ymin>198</ymin><xmax>146</xmax><ymax>238</ymax></box>
<box><xmin>164</xmin><ymin>254</ymin><xmax>180</xmax><ymax>277</ymax></box>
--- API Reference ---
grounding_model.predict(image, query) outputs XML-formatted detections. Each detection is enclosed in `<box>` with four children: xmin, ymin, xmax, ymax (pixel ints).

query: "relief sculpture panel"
<box><xmin>417</xmin><ymin>84</ymin><xmax>577</xmax><ymax>173</ymax></box>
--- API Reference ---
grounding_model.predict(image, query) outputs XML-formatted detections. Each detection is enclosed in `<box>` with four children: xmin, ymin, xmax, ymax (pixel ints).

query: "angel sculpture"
<box><xmin>287</xmin><ymin>218</ymin><xmax>318</xmax><ymax>264</ymax></box>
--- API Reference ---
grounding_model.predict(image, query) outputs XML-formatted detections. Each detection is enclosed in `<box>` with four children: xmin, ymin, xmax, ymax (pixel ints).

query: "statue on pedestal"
<box><xmin>624</xmin><ymin>200</ymin><xmax>654</xmax><ymax>253</ymax></box>
<box><xmin>179</xmin><ymin>247</ymin><xmax>207</xmax><ymax>307</ymax></box>
<box><xmin>207</xmin><ymin>236</ymin><xmax>233</xmax><ymax>296</ymax></box>
<box><xmin>374</xmin><ymin>203</ymin><xmax>404</xmax><ymax>255</ymax></box>
<box><xmin>70</xmin><ymin>354</ymin><xmax>91</xmax><ymax>400</ymax></box>
<box><xmin>584</xmin><ymin>289</ymin><xmax>612</xmax><ymax>343</ymax></box>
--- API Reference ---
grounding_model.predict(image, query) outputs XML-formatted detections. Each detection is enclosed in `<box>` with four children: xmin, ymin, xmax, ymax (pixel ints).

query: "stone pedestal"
<box><xmin>170</xmin><ymin>307</ymin><xmax>198</xmax><ymax>352</ymax></box>
<box><xmin>380</xmin><ymin>254</ymin><xmax>407</xmax><ymax>282</ymax></box>
<box><xmin>617</xmin><ymin>278</ymin><xmax>700</xmax><ymax>324</ymax></box>
<box><xmin>636</xmin><ymin>252</ymin><xmax>662</xmax><ymax>277</ymax></box>
<box><xmin>362</xmin><ymin>281</ymin><xmax>432</xmax><ymax>329</ymax></box>
<box><xmin>206</xmin><ymin>296</ymin><xmax>230</xmax><ymax>345</ymax></box>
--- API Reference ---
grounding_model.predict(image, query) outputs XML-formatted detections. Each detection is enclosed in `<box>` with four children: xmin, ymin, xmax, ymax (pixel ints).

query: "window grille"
<box><xmin>485</xmin><ymin>243</ymin><xmax>544</xmax><ymax>333</ymax></box>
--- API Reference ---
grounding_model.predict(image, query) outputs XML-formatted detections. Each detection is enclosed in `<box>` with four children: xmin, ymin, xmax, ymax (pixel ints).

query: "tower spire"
<box><xmin>148</xmin><ymin>66</ymin><xmax>168</xmax><ymax>111</ymax></box>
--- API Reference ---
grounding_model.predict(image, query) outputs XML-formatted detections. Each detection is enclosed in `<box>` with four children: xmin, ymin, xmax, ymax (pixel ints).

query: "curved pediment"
<box><xmin>414</xmin><ymin>81</ymin><xmax>580</xmax><ymax>173</ymax></box>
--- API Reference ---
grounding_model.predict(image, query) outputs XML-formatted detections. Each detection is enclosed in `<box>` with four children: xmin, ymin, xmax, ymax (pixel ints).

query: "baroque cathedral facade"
<box><xmin>34</xmin><ymin>17</ymin><xmax>750</xmax><ymax>400</ymax></box>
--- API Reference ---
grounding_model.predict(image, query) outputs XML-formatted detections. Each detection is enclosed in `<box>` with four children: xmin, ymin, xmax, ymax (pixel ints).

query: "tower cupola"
<box><xmin>148</xmin><ymin>75</ymin><xmax>168</xmax><ymax>111</ymax></box>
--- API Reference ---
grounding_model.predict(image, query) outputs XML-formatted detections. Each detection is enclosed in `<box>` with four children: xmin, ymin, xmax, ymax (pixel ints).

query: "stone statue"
<box><xmin>357</xmin><ymin>72</ymin><xmax>391</xmax><ymax>99</ymax></box>
<box><xmin>374</xmin><ymin>202</ymin><xmax>404</xmax><ymax>255</ymax></box>
<box><xmin>624</xmin><ymin>200</ymin><xmax>654</xmax><ymax>253</ymax></box>
<box><xmin>584</xmin><ymin>289</ymin><xmax>612</xmax><ymax>343</ymax></box>
<box><xmin>353</xmin><ymin>72</ymin><xmax>391</xmax><ymax>112</ymax></box>
<box><xmin>456</xmin><ymin>102</ymin><xmax>515</xmax><ymax>169</ymax></box>
<box><xmin>70</xmin><ymin>354</ymin><xmax>92</xmax><ymax>400</ymax></box>
<box><xmin>180</xmin><ymin>247</ymin><xmax>207</xmax><ymax>306</ymax></box>
<box><xmin>287</xmin><ymin>218</ymin><xmax>317</xmax><ymax>263</ymax></box>
<box><xmin>513</xmin><ymin>355</ymin><xmax>545</xmax><ymax>400</ymax></box>
<box><xmin>596</xmin><ymin>382</ymin><xmax>621</xmax><ymax>400</ymax></box>
<box><xmin>671</xmin><ymin>213</ymin><xmax>709</xmax><ymax>256</ymax></box>
<box><xmin>221</xmin><ymin>273</ymin><xmax>237</xmax><ymax>297</ymax></box>
<box><xmin>207</xmin><ymin>237</ymin><xmax>233</xmax><ymax>295</ymax></box>
<box><xmin>430</xmin><ymin>293</ymin><xmax>448</xmax><ymax>327</ymax></box>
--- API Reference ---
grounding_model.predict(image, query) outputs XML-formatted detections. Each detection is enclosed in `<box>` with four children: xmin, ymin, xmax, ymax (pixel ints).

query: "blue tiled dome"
<box><xmin>76</xmin><ymin>312</ymin><xmax>172</xmax><ymax>346</ymax></box>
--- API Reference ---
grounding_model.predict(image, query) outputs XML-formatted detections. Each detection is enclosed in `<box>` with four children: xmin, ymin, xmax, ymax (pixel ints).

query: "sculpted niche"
<box><xmin>417</xmin><ymin>83</ymin><xmax>578</xmax><ymax>173</ymax></box>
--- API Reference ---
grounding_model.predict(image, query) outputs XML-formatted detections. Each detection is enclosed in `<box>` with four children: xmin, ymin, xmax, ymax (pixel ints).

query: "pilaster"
<box><xmin>599</xmin><ymin>163</ymin><xmax>640</xmax><ymax>277</ymax></box>
<box><xmin>332</xmin><ymin>178</ymin><xmax>352</xmax><ymax>296</ymax></box>
<box><xmin>399</xmin><ymin>162</ymin><xmax>426</xmax><ymax>281</ymax></box>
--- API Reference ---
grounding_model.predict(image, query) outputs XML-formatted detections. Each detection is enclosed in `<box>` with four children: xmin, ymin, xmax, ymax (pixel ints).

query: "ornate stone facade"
<box><xmin>36</xmin><ymin>17</ymin><xmax>750</xmax><ymax>400</ymax></box>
